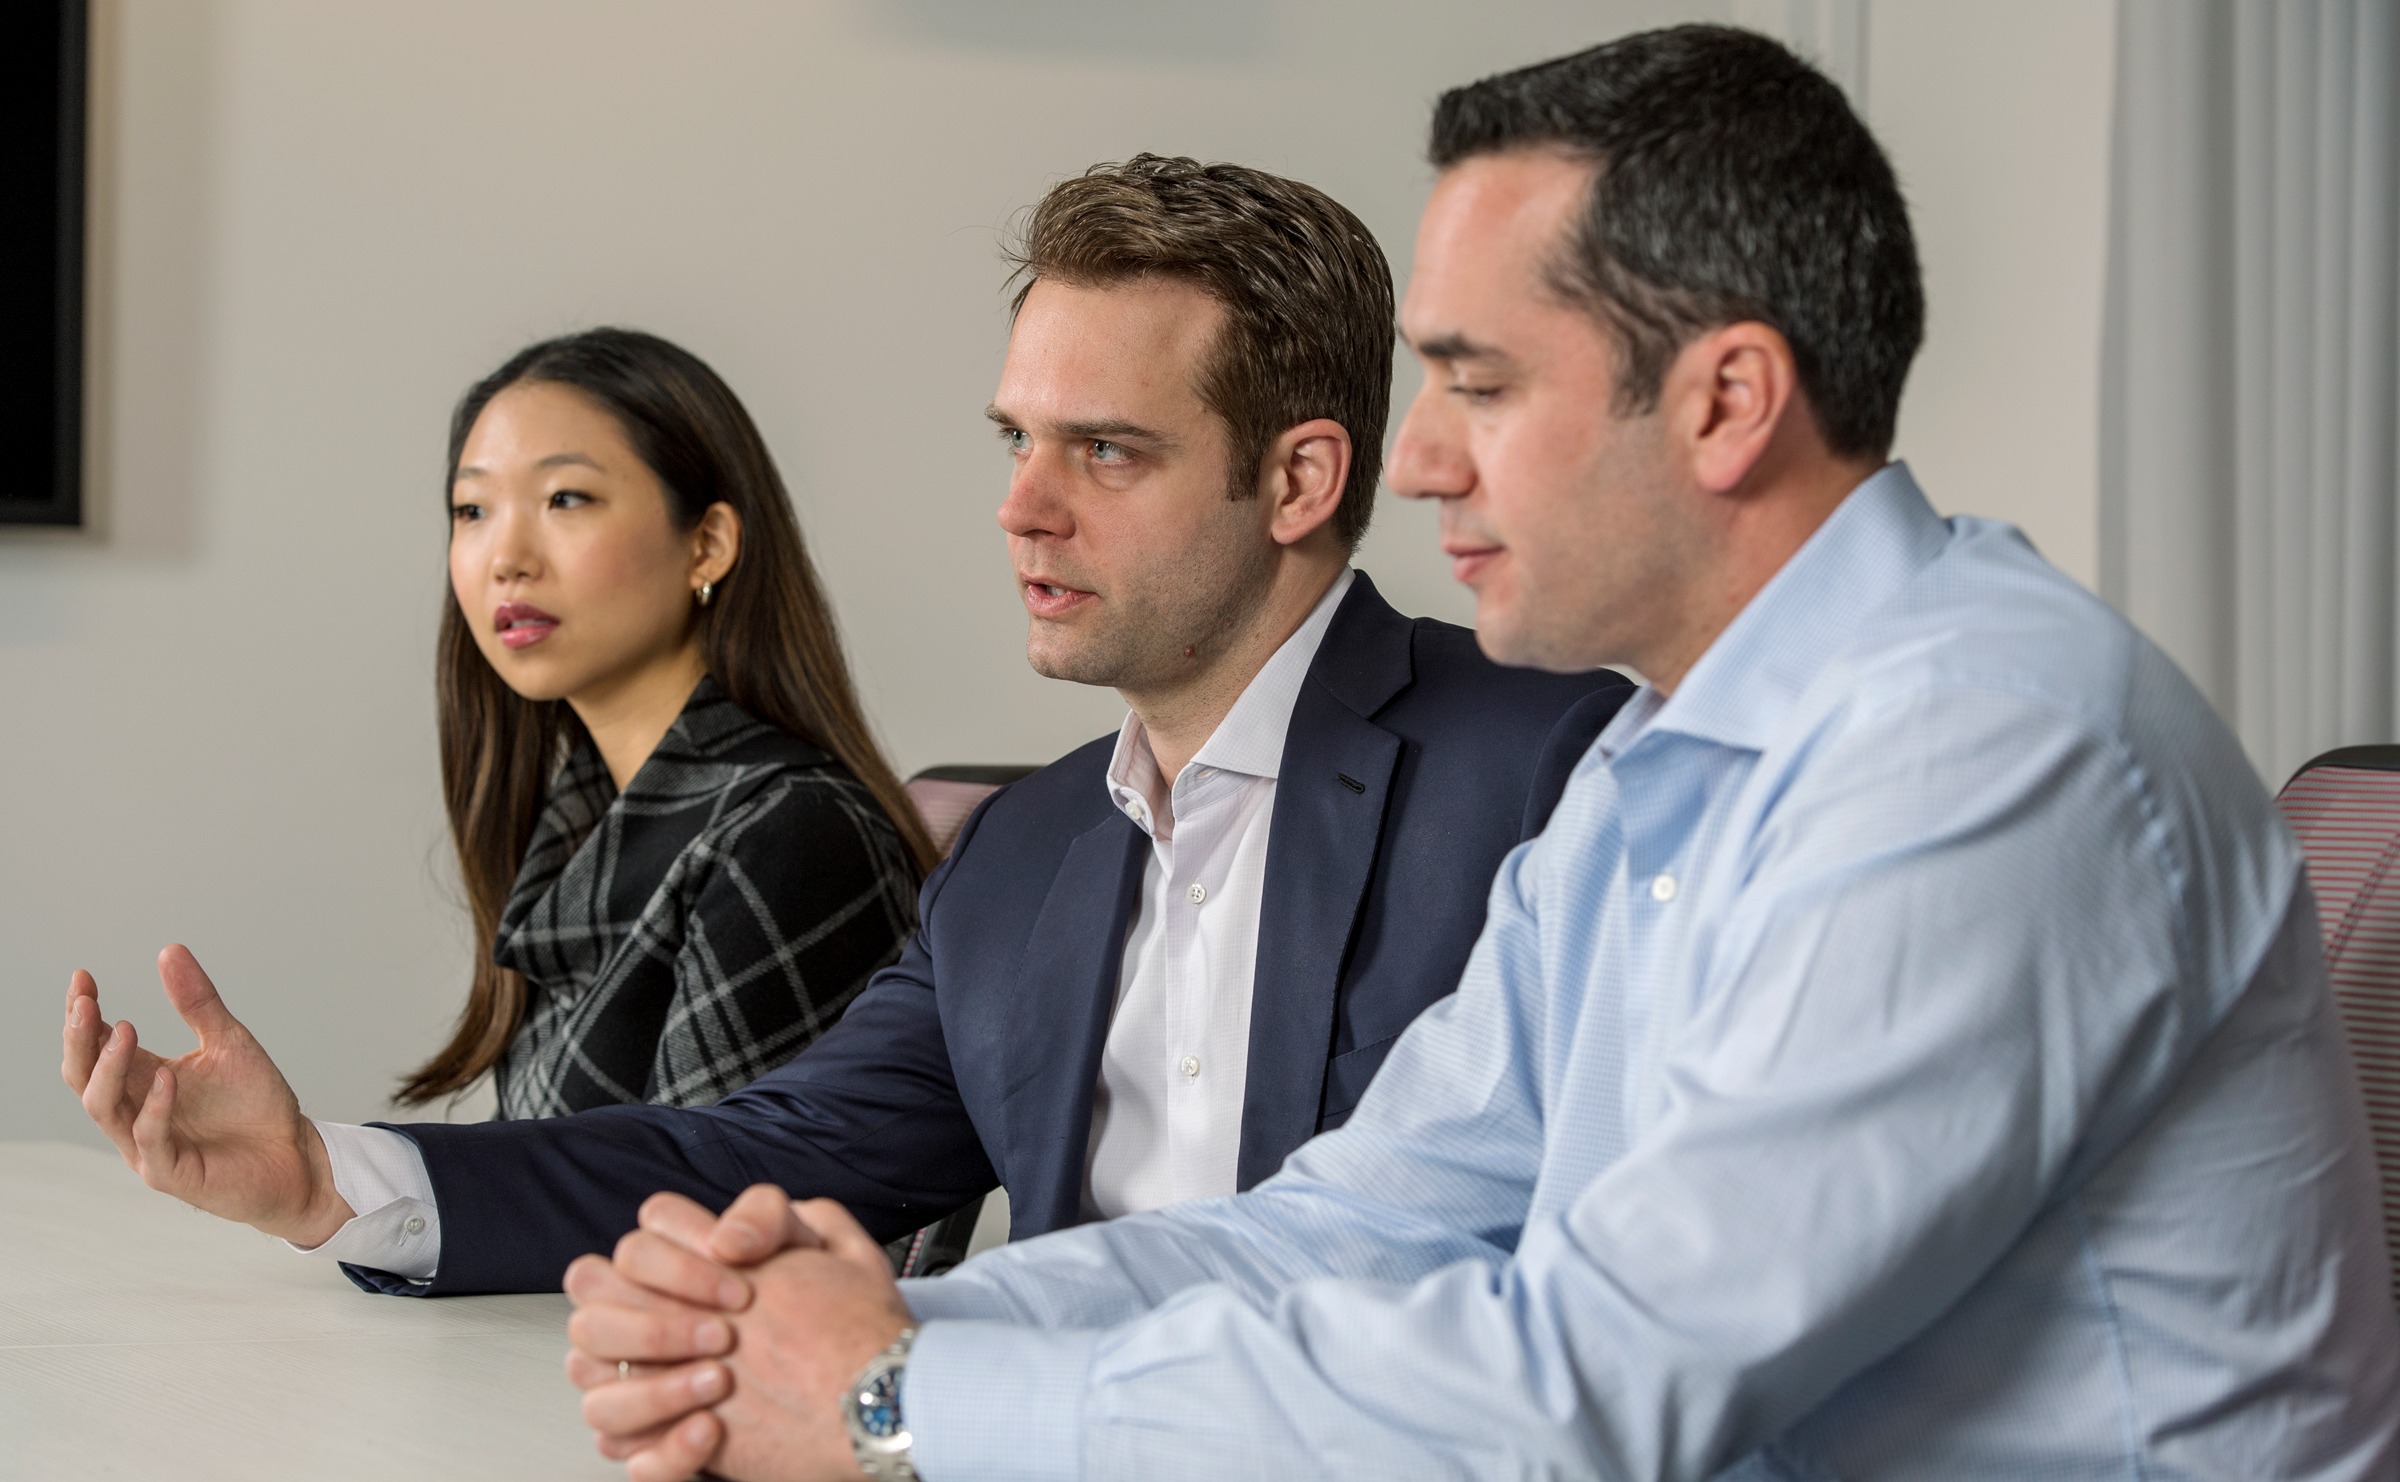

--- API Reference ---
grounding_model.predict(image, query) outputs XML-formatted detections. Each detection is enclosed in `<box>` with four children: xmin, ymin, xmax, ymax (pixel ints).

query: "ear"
<box><xmin>1259</xmin><ymin>417</ymin><xmax>1352</xmax><ymax>548</ymax></box>
<box><xmin>691</xmin><ymin>502</ymin><xmax>742</xmax><ymax>589</ymax></box>
<box><xmin>1663</xmin><ymin>322</ymin><xmax>1800</xmax><ymax>496</ymax></box>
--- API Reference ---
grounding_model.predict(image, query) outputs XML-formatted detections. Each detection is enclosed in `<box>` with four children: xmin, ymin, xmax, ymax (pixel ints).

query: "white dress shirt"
<box><xmin>299</xmin><ymin>570</ymin><xmax>1355</xmax><ymax>1281</ymax></box>
<box><xmin>1083</xmin><ymin>568</ymin><xmax>1352</xmax><ymax>1218</ymax></box>
<box><xmin>305</xmin><ymin>1115</ymin><xmax>440</xmax><ymax>1282</ymax></box>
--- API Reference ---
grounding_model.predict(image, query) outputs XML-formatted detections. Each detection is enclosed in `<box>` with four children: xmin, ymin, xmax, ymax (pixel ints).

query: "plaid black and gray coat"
<box><xmin>490</xmin><ymin>680</ymin><xmax>919</xmax><ymax>1119</ymax></box>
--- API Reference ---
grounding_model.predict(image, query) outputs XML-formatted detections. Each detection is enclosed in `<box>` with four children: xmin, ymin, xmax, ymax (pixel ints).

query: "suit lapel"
<box><xmin>1000</xmin><ymin>812</ymin><xmax>1149</xmax><ymax>1232</ymax></box>
<box><xmin>1236</xmin><ymin>575</ymin><xmax>1413</xmax><ymax>1188</ymax></box>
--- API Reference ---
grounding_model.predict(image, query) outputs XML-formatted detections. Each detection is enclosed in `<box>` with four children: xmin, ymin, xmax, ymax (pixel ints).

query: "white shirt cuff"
<box><xmin>905</xmin><ymin>1320</ymin><xmax>1096</xmax><ymax>1482</ymax></box>
<box><xmin>287</xmin><ymin>1120</ymin><xmax>441</xmax><ymax>1283</ymax></box>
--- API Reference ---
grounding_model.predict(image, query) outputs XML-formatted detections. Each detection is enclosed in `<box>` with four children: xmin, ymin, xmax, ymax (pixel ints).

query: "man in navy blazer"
<box><xmin>368</xmin><ymin>573</ymin><xmax>1622</xmax><ymax>1292</ymax></box>
<box><xmin>63</xmin><ymin>157</ymin><xmax>1629</xmax><ymax>1296</ymax></box>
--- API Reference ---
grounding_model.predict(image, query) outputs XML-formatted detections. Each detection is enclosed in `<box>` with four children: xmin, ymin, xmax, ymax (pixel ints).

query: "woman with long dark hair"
<box><xmin>398</xmin><ymin>326</ymin><xmax>933</xmax><ymax>1116</ymax></box>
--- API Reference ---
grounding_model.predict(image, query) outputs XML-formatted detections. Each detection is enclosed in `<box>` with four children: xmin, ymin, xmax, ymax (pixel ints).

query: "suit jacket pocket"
<box><xmin>1316</xmin><ymin>1029</ymin><xmax>1405</xmax><ymax>1130</ymax></box>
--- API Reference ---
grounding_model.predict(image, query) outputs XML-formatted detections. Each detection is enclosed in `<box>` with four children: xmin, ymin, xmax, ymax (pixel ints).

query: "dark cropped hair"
<box><xmin>399</xmin><ymin>327</ymin><xmax>934</xmax><ymax>1105</ymax></box>
<box><xmin>1006</xmin><ymin>154</ymin><xmax>1394</xmax><ymax>550</ymax></box>
<box><xmin>1429</xmin><ymin>25</ymin><xmax>1923</xmax><ymax>459</ymax></box>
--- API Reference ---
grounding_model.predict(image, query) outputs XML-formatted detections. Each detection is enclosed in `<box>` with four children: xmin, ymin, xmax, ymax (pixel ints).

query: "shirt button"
<box><xmin>1650</xmin><ymin>873</ymin><xmax>1678</xmax><ymax>902</ymax></box>
<box><xmin>403</xmin><ymin>1215</ymin><xmax>426</xmax><ymax>1236</ymax></box>
<box><xmin>1179</xmin><ymin>1055</ymin><xmax>1200</xmax><ymax>1077</ymax></box>
<box><xmin>1186</xmin><ymin>883</ymin><xmax>1207</xmax><ymax>904</ymax></box>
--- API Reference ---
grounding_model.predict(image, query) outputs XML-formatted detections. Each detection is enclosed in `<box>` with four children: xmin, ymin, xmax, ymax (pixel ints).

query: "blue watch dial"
<box><xmin>856</xmin><ymin>1369</ymin><xmax>905</xmax><ymax>1439</ymax></box>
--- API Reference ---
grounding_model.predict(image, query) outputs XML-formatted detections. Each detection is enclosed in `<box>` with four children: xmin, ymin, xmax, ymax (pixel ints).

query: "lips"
<box><xmin>1442</xmin><ymin>544</ymin><xmax>1504</xmax><ymax>586</ymax></box>
<box><xmin>1019</xmin><ymin>576</ymin><xmax>1096</xmax><ymax>620</ymax></box>
<box><xmin>493</xmin><ymin>601</ymin><xmax>559</xmax><ymax>650</ymax></box>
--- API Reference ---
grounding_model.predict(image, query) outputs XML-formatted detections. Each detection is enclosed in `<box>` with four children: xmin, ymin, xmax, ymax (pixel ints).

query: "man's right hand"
<box><xmin>61</xmin><ymin>944</ymin><xmax>354</xmax><ymax>1247</ymax></box>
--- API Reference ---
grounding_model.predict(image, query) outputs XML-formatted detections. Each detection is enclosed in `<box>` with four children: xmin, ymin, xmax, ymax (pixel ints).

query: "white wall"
<box><xmin>0</xmin><ymin>0</ymin><xmax>2115</xmax><ymax>1145</ymax></box>
<box><xmin>1872</xmin><ymin>0</ymin><xmax>2116</xmax><ymax>585</ymax></box>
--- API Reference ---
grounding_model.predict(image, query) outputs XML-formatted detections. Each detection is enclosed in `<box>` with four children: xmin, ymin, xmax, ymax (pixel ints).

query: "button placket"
<box><xmin>1157</xmin><ymin>826</ymin><xmax>1203</xmax><ymax>1117</ymax></box>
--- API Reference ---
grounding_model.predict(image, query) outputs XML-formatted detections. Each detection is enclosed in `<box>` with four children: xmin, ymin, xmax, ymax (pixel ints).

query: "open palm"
<box><xmin>61</xmin><ymin>945</ymin><xmax>349</xmax><ymax>1244</ymax></box>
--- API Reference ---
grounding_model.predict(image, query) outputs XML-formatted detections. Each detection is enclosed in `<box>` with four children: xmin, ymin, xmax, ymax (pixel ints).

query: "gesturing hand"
<box><xmin>563</xmin><ymin>1186</ymin><xmax>911</xmax><ymax>1482</ymax></box>
<box><xmin>60</xmin><ymin>945</ymin><xmax>352</xmax><ymax>1247</ymax></box>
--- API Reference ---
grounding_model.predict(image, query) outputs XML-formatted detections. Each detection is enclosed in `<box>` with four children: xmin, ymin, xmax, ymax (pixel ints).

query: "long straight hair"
<box><xmin>396</xmin><ymin>328</ymin><xmax>936</xmax><ymax>1105</ymax></box>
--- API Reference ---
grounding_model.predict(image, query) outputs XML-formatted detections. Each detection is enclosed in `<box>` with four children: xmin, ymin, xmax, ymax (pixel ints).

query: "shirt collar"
<box><xmin>1107</xmin><ymin>568</ymin><xmax>1355</xmax><ymax>837</ymax></box>
<box><xmin>1602</xmin><ymin>462</ymin><xmax>1950</xmax><ymax>759</ymax></box>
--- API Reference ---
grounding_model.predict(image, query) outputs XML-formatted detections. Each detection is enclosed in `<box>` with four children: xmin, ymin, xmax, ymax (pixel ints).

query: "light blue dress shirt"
<box><xmin>896</xmin><ymin>465</ymin><xmax>2400</xmax><ymax>1480</ymax></box>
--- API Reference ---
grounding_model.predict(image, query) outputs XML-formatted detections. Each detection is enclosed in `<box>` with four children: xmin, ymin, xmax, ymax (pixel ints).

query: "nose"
<box><xmin>482</xmin><ymin>503</ymin><xmax>540</xmax><ymax>585</ymax></box>
<box><xmin>1387</xmin><ymin>376</ymin><xmax>1473</xmax><ymax>504</ymax></box>
<box><xmin>996</xmin><ymin>444</ymin><xmax>1072</xmax><ymax>542</ymax></box>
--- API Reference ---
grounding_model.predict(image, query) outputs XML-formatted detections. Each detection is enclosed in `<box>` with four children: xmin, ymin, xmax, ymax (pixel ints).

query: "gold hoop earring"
<box><xmin>697</xmin><ymin>581</ymin><xmax>715</xmax><ymax>608</ymax></box>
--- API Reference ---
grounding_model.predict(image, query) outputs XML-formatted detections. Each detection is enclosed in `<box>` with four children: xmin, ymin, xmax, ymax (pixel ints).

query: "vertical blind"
<box><xmin>2102</xmin><ymin>0</ymin><xmax>2399</xmax><ymax>787</ymax></box>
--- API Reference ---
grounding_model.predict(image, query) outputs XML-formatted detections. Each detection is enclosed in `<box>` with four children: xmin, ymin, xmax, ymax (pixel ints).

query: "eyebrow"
<box><xmin>985</xmin><ymin>405</ymin><xmax>1180</xmax><ymax>450</ymax></box>
<box><xmin>1411</xmin><ymin>332</ymin><xmax>1511</xmax><ymax>364</ymax></box>
<box><xmin>452</xmin><ymin>450</ymin><xmax>609</xmax><ymax>481</ymax></box>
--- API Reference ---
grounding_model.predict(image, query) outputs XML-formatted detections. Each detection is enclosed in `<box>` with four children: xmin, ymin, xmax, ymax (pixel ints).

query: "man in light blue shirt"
<box><xmin>563</xmin><ymin>26</ymin><xmax>2400</xmax><ymax>1481</ymax></box>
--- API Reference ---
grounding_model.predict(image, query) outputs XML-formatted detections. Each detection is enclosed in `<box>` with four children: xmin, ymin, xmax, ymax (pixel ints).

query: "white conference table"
<box><xmin>0</xmin><ymin>1139</ymin><xmax>618</xmax><ymax>1480</ymax></box>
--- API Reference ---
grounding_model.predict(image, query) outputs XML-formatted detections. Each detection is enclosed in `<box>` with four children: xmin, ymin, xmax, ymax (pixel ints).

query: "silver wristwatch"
<box><xmin>840</xmin><ymin>1326</ymin><xmax>919</xmax><ymax>1482</ymax></box>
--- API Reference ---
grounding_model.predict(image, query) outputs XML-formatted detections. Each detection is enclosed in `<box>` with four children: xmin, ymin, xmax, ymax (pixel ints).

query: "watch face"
<box><xmin>855</xmin><ymin>1369</ymin><xmax>905</xmax><ymax>1440</ymax></box>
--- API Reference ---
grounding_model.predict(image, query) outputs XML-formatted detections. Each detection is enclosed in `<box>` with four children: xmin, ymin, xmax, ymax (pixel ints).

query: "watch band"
<box><xmin>842</xmin><ymin>1326</ymin><xmax>920</xmax><ymax>1482</ymax></box>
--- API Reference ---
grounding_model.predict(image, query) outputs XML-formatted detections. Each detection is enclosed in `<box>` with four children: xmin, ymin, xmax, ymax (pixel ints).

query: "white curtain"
<box><xmin>2101</xmin><ymin>0</ymin><xmax>2399</xmax><ymax>787</ymax></box>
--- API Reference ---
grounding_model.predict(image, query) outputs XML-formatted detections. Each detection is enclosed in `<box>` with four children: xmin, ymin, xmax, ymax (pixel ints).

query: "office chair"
<box><xmin>2275</xmin><ymin>746</ymin><xmax>2400</xmax><ymax>1310</ymax></box>
<box><xmin>906</xmin><ymin>764</ymin><xmax>1039</xmax><ymax>859</ymax></box>
<box><xmin>888</xmin><ymin>763</ymin><xmax>1038</xmax><ymax>1278</ymax></box>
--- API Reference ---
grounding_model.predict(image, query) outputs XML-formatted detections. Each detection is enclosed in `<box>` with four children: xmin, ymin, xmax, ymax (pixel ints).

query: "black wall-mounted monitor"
<box><xmin>1</xmin><ymin>0</ymin><xmax>88</xmax><ymax>526</ymax></box>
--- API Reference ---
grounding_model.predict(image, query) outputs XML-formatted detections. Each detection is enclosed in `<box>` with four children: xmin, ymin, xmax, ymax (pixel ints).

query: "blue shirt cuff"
<box><xmin>898</xmin><ymin>1275</ymin><xmax>1013</xmax><ymax>1324</ymax></box>
<box><xmin>904</xmin><ymin>1320</ymin><xmax>1097</xmax><ymax>1482</ymax></box>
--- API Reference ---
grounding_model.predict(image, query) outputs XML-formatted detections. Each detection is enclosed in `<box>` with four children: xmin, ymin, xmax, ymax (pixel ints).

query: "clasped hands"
<box><xmin>564</xmin><ymin>1184</ymin><xmax>915</xmax><ymax>1482</ymax></box>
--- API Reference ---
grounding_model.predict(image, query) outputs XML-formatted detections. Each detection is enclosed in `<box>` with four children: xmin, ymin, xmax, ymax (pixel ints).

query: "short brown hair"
<box><xmin>1006</xmin><ymin>155</ymin><xmax>1394</xmax><ymax>550</ymax></box>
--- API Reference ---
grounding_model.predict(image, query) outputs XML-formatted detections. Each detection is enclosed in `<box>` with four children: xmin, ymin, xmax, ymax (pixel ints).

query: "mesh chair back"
<box><xmin>2274</xmin><ymin>746</ymin><xmax>2400</xmax><ymax>1308</ymax></box>
<box><xmin>905</xmin><ymin>764</ymin><xmax>1038</xmax><ymax>860</ymax></box>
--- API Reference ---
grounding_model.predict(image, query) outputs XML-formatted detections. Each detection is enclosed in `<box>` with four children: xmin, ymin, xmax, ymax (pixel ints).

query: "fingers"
<box><xmin>157</xmin><ymin>944</ymin><xmax>244</xmax><ymax>1045</ymax></box>
<box><xmin>565</xmin><ymin>1346</ymin><xmax>629</xmax><ymax>1392</ymax></box>
<box><xmin>706</xmin><ymin>1183</ymin><xmax>823</xmax><ymax>1266</ymax></box>
<box><xmin>580</xmin><ymin>1359</ymin><xmax>727</xmax><ymax>1441</ymax></box>
<box><xmin>612</xmin><ymin>1229</ymin><xmax>751</xmax><ymax>1312</ymax></box>
<box><xmin>129</xmin><ymin>1065</ymin><xmax>185</xmax><ymax>1195</ymax></box>
<box><xmin>80</xmin><ymin>1019</ymin><xmax>147</xmax><ymax>1164</ymax></box>
<box><xmin>790</xmin><ymin>1197</ymin><xmax>892</xmax><ymax>1276</ymax></box>
<box><xmin>633</xmin><ymin>1191</ymin><xmax>722</xmax><ymax>1254</ymax></box>
<box><xmin>596</xmin><ymin>1427</ymin><xmax>672</xmax><ymax>1464</ymax></box>
<box><xmin>565</xmin><ymin>1296</ymin><xmax>734</xmax><ymax>1367</ymax></box>
<box><xmin>622</xmin><ymin>1411</ymin><xmax>722</xmax><ymax>1482</ymax></box>
<box><xmin>565</xmin><ymin>1253</ymin><xmax>669</xmax><ymax>1311</ymax></box>
<box><xmin>564</xmin><ymin>1253</ymin><xmax>715</xmax><ymax>1320</ymax></box>
<box><xmin>61</xmin><ymin>971</ymin><xmax>106</xmax><ymax>1093</ymax></box>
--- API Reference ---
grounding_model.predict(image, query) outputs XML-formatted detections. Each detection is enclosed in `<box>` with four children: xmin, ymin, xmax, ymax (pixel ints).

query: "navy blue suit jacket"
<box><xmin>362</xmin><ymin>574</ymin><xmax>1631</xmax><ymax>1294</ymax></box>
